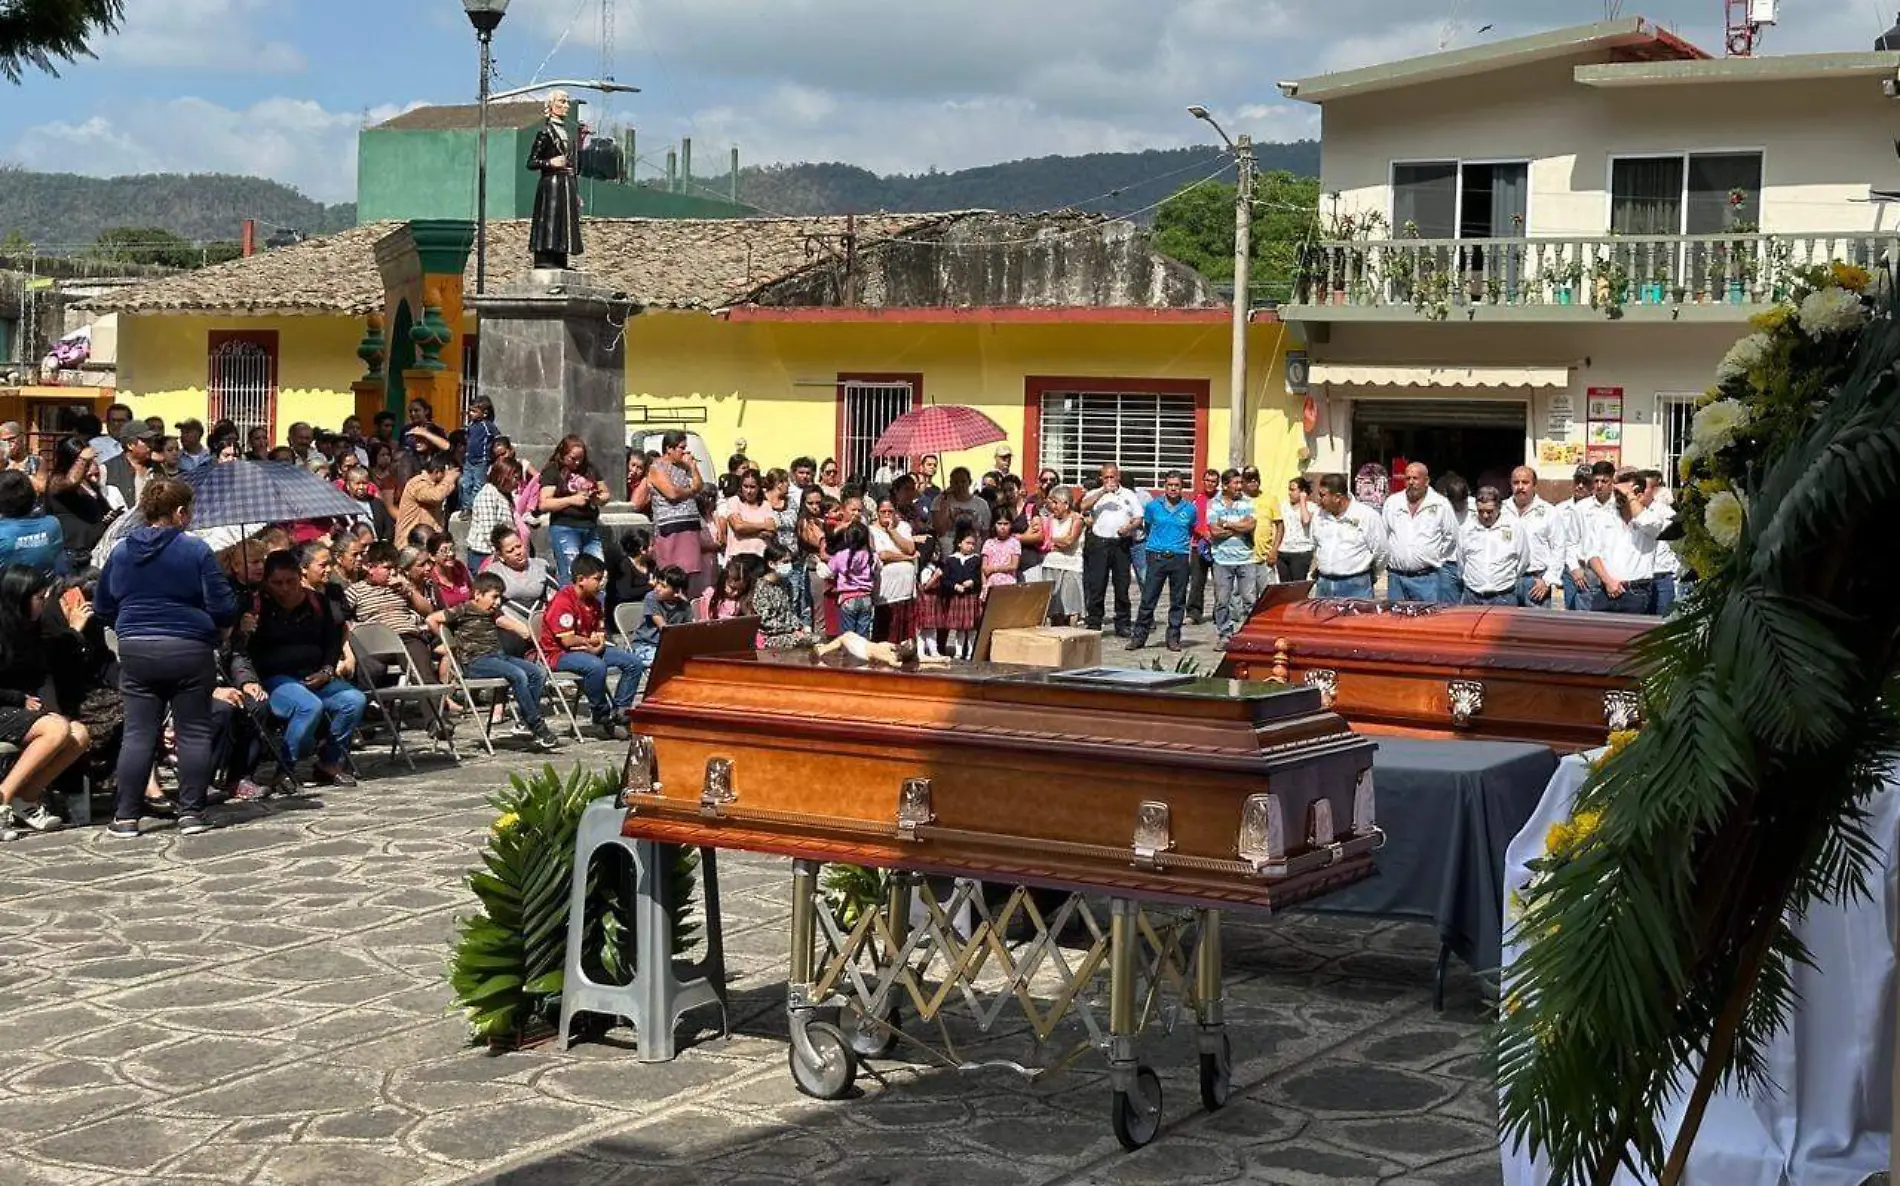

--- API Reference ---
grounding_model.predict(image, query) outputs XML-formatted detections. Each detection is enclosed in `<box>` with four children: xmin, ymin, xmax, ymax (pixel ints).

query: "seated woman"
<box><xmin>0</xmin><ymin>566</ymin><xmax>92</xmax><ymax>835</ymax></box>
<box><xmin>231</xmin><ymin>551</ymin><xmax>367</xmax><ymax>788</ymax></box>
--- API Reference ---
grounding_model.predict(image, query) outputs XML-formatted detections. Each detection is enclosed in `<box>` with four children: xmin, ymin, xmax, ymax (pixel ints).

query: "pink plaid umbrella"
<box><xmin>870</xmin><ymin>405</ymin><xmax>1007</xmax><ymax>458</ymax></box>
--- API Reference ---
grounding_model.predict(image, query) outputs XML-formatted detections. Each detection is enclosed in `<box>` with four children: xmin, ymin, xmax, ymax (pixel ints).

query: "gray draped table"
<box><xmin>1301</xmin><ymin>737</ymin><xmax>1559</xmax><ymax>1008</ymax></box>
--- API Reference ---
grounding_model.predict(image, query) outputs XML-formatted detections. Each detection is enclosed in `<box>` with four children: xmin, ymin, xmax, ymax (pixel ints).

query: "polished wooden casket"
<box><xmin>619</xmin><ymin>619</ymin><xmax>1381</xmax><ymax>912</ymax></box>
<box><xmin>1220</xmin><ymin>585</ymin><xmax>1650</xmax><ymax>752</ymax></box>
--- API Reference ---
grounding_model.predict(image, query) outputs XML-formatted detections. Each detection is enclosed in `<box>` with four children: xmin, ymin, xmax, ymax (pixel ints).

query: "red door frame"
<box><xmin>206</xmin><ymin>329</ymin><xmax>281</xmax><ymax>444</ymax></box>
<box><xmin>834</xmin><ymin>372</ymin><xmax>924</xmax><ymax>475</ymax></box>
<box><xmin>1022</xmin><ymin>375</ymin><xmax>1211</xmax><ymax>490</ymax></box>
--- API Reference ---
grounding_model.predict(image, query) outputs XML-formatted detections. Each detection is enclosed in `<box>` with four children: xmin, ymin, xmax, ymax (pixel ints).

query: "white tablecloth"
<box><xmin>1501</xmin><ymin>752</ymin><xmax>1896</xmax><ymax>1186</ymax></box>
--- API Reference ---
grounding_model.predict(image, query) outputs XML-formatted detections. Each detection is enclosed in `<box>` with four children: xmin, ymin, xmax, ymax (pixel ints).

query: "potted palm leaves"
<box><xmin>1498</xmin><ymin>260</ymin><xmax>1900</xmax><ymax>1184</ymax></box>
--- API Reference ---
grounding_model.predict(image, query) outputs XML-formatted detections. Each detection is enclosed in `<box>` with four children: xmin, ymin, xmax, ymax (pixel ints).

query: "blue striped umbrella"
<box><xmin>179</xmin><ymin>459</ymin><xmax>362</xmax><ymax>531</ymax></box>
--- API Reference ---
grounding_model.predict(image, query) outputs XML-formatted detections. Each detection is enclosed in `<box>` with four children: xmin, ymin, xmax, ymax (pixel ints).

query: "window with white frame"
<box><xmin>206</xmin><ymin>333</ymin><xmax>278</xmax><ymax>440</ymax></box>
<box><xmin>1038</xmin><ymin>388</ymin><xmax>1197</xmax><ymax>490</ymax></box>
<box><xmin>1391</xmin><ymin>160</ymin><xmax>1529</xmax><ymax>238</ymax></box>
<box><xmin>838</xmin><ymin>378</ymin><xmax>915</xmax><ymax>481</ymax></box>
<box><xmin>1657</xmin><ymin>393</ymin><xmax>1698</xmax><ymax>486</ymax></box>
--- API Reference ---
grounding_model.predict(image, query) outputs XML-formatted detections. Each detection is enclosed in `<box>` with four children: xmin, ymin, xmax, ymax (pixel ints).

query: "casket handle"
<box><xmin>1131</xmin><ymin>801</ymin><xmax>1174</xmax><ymax>871</ymax></box>
<box><xmin>895</xmin><ymin>777</ymin><xmax>935</xmax><ymax>841</ymax></box>
<box><xmin>700</xmin><ymin>757</ymin><xmax>737</xmax><ymax>817</ymax></box>
<box><xmin>1303</xmin><ymin>668</ymin><xmax>1338</xmax><ymax>709</ymax></box>
<box><xmin>1603</xmin><ymin>689</ymin><xmax>1642</xmax><ymax>732</ymax></box>
<box><xmin>1447</xmin><ymin>679</ymin><xmax>1485</xmax><ymax>728</ymax></box>
<box><xmin>619</xmin><ymin>733</ymin><xmax>662</xmax><ymax>806</ymax></box>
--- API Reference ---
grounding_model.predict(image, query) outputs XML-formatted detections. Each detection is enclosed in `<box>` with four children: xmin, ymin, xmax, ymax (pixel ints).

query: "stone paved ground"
<box><xmin>0</xmin><ymin>624</ymin><xmax>1503</xmax><ymax>1186</ymax></box>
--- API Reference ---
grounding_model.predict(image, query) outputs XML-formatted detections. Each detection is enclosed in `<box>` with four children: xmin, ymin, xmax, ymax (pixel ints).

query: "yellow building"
<box><xmin>81</xmin><ymin>213</ymin><xmax>1308</xmax><ymax>488</ymax></box>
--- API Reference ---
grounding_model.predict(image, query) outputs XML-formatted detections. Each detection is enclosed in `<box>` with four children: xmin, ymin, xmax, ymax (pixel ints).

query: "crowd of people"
<box><xmin>0</xmin><ymin>393</ymin><xmax>1678</xmax><ymax>842</ymax></box>
<box><xmin>1305</xmin><ymin>459</ymin><xmax>1681</xmax><ymax>615</ymax></box>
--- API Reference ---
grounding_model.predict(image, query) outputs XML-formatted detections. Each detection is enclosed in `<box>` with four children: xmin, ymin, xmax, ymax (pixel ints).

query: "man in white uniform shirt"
<box><xmin>1560</xmin><ymin>462</ymin><xmax>1617</xmax><ymax>612</ymax></box>
<box><xmin>1458</xmin><ymin>487</ymin><xmax>1529</xmax><ymax>605</ymax></box>
<box><xmin>1381</xmin><ymin>462</ymin><xmax>1459</xmax><ymax>603</ymax></box>
<box><xmin>1080</xmin><ymin>464</ymin><xmax>1144</xmax><ymax>636</ymax></box>
<box><xmin>1310</xmin><ymin>473</ymin><xmax>1385</xmax><ymax>600</ymax></box>
<box><xmin>1640</xmin><ymin>468</ymin><xmax>1682</xmax><ymax>615</ymax></box>
<box><xmin>1503</xmin><ymin>465</ymin><xmax>1558</xmax><ymax>608</ymax></box>
<box><xmin>1583</xmin><ymin>470</ymin><xmax>1673</xmax><ymax>615</ymax></box>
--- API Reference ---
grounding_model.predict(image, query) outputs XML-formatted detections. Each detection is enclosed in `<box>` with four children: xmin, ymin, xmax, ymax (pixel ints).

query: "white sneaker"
<box><xmin>9</xmin><ymin>803</ymin><xmax>61</xmax><ymax>833</ymax></box>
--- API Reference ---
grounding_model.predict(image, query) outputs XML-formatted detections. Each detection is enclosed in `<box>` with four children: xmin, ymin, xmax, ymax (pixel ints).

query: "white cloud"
<box><xmin>8</xmin><ymin>98</ymin><xmax>418</xmax><ymax>203</ymax></box>
<box><xmin>97</xmin><ymin>0</ymin><xmax>306</xmax><ymax>73</ymax></box>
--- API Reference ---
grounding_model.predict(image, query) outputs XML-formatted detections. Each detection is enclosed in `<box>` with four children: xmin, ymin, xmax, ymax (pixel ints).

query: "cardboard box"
<box><xmin>989</xmin><ymin>625</ymin><xmax>1103</xmax><ymax>669</ymax></box>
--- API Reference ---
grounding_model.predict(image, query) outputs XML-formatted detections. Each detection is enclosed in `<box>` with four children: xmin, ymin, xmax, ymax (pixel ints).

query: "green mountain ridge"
<box><xmin>0</xmin><ymin>142</ymin><xmax>1320</xmax><ymax>251</ymax></box>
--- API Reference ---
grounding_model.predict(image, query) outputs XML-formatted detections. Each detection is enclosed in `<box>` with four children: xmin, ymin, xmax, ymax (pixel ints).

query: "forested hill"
<box><xmin>728</xmin><ymin>143</ymin><xmax>1321</xmax><ymax>219</ymax></box>
<box><xmin>0</xmin><ymin>141</ymin><xmax>1320</xmax><ymax>250</ymax></box>
<box><xmin>0</xmin><ymin>167</ymin><xmax>355</xmax><ymax>250</ymax></box>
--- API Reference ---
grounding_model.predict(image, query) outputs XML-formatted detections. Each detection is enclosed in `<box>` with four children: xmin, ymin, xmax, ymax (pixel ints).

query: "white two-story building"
<box><xmin>1278</xmin><ymin>17</ymin><xmax>1900</xmax><ymax>491</ymax></box>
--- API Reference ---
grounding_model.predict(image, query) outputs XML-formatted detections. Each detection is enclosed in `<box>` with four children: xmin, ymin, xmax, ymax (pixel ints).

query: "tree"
<box><xmin>89</xmin><ymin>226</ymin><xmax>208</xmax><ymax>269</ymax></box>
<box><xmin>0</xmin><ymin>228</ymin><xmax>30</xmax><ymax>255</ymax></box>
<box><xmin>0</xmin><ymin>0</ymin><xmax>125</xmax><ymax>83</ymax></box>
<box><xmin>1150</xmin><ymin>171</ymin><xmax>1321</xmax><ymax>303</ymax></box>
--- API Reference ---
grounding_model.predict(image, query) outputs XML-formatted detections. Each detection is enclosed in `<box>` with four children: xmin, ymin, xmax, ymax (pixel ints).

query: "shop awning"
<box><xmin>1309</xmin><ymin>364</ymin><xmax>1571</xmax><ymax>388</ymax></box>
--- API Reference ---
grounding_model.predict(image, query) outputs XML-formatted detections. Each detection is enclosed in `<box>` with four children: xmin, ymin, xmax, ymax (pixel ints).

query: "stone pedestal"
<box><xmin>470</xmin><ymin>276</ymin><xmax>636</xmax><ymax>497</ymax></box>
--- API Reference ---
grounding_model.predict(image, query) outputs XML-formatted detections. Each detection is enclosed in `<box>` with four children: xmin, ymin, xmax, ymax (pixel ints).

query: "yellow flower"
<box><xmin>1831</xmin><ymin>262</ymin><xmax>1871</xmax><ymax>292</ymax></box>
<box><xmin>1748</xmin><ymin>304</ymin><xmax>1794</xmax><ymax>333</ymax></box>
<box><xmin>1705</xmin><ymin>489</ymin><xmax>1747</xmax><ymax>548</ymax></box>
<box><xmin>1696</xmin><ymin>477</ymin><xmax>1730</xmax><ymax>497</ymax></box>
<box><xmin>492</xmin><ymin>811</ymin><xmax>519</xmax><ymax>834</ymax></box>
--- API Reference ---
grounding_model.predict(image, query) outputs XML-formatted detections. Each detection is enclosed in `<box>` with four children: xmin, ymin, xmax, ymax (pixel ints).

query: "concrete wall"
<box><xmin>1319</xmin><ymin>57</ymin><xmax>1899</xmax><ymax>236</ymax></box>
<box><xmin>114</xmin><ymin>313</ymin><xmax>363</xmax><ymax>432</ymax></box>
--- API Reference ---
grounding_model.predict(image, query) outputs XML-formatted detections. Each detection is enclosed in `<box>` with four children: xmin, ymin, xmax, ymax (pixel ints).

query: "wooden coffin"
<box><xmin>1220</xmin><ymin>585</ymin><xmax>1649</xmax><ymax>753</ymax></box>
<box><xmin>620</xmin><ymin>619</ymin><xmax>1380</xmax><ymax>913</ymax></box>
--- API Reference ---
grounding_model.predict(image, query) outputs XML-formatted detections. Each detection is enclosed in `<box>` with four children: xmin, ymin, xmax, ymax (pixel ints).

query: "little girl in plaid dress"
<box><xmin>940</xmin><ymin>528</ymin><xmax>984</xmax><ymax>660</ymax></box>
<box><xmin>912</xmin><ymin>536</ymin><xmax>944</xmax><ymax>660</ymax></box>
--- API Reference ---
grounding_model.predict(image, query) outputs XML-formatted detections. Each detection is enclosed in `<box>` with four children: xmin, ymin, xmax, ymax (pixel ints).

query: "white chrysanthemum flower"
<box><xmin>1715</xmin><ymin>333</ymin><xmax>1772</xmax><ymax>383</ymax></box>
<box><xmin>1705</xmin><ymin>489</ymin><xmax>1746</xmax><ymax>548</ymax></box>
<box><xmin>1798</xmin><ymin>285</ymin><xmax>1866</xmax><ymax>338</ymax></box>
<box><xmin>1691</xmin><ymin>398</ymin><xmax>1749</xmax><ymax>451</ymax></box>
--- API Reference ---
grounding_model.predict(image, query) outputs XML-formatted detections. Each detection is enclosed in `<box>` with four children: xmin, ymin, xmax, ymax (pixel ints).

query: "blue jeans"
<box><xmin>557</xmin><ymin>647</ymin><xmax>647</xmax><ymax>715</ymax></box>
<box><xmin>1463</xmin><ymin>587</ymin><xmax>1516</xmax><ymax>606</ymax></box>
<box><xmin>1601</xmin><ymin>580</ymin><xmax>1657</xmax><ymax>615</ymax></box>
<box><xmin>466</xmin><ymin>654</ymin><xmax>547</xmax><ymax>727</ymax></box>
<box><xmin>1654</xmin><ymin>574</ymin><xmax>1678</xmax><ymax>616</ymax></box>
<box><xmin>1562</xmin><ymin>569</ymin><xmax>1598</xmax><ymax>612</ymax></box>
<box><xmin>546</xmin><ymin>525</ymin><xmax>603</xmax><ymax>585</ymax></box>
<box><xmin>1131</xmin><ymin>551</ymin><xmax>1190</xmax><ymax>641</ymax></box>
<box><xmin>1314</xmin><ymin>572</ymin><xmax>1373</xmax><ymax>600</ymax></box>
<box><xmin>837</xmin><ymin>594</ymin><xmax>874</xmax><ymax>638</ymax></box>
<box><xmin>264</xmin><ymin>675</ymin><xmax>367</xmax><ymax>766</ymax></box>
<box><xmin>1387</xmin><ymin>569</ymin><xmax>1443</xmax><ymax>603</ymax></box>
<box><xmin>467</xmin><ymin>548</ymin><xmax>491</xmax><ymax>574</ymax></box>
<box><xmin>1516</xmin><ymin>572</ymin><xmax>1552</xmax><ymax>608</ymax></box>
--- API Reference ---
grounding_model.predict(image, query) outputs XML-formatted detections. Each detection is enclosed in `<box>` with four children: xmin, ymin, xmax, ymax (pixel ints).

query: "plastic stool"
<box><xmin>556</xmin><ymin>797</ymin><xmax>728</xmax><ymax>1061</ymax></box>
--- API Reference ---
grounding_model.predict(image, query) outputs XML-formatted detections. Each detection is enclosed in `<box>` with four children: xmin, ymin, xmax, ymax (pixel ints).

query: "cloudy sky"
<box><xmin>4</xmin><ymin>0</ymin><xmax>1888</xmax><ymax>205</ymax></box>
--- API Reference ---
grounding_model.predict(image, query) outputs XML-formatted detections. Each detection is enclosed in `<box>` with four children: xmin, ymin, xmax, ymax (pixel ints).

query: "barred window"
<box><xmin>1657</xmin><ymin>393</ymin><xmax>1697</xmax><ymax>487</ymax></box>
<box><xmin>837</xmin><ymin>378</ymin><xmax>915</xmax><ymax>481</ymax></box>
<box><xmin>206</xmin><ymin>332</ymin><xmax>278</xmax><ymax>440</ymax></box>
<box><xmin>1037</xmin><ymin>388</ymin><xmax>1197</xmax><ymax>489</ymax></box>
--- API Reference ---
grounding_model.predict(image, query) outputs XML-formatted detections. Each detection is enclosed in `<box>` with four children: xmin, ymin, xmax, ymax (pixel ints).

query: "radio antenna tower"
<box><xmin>1725</xmin><ymin>0</ymin><xmax>1777</xmax><ymax>55</ymax></box>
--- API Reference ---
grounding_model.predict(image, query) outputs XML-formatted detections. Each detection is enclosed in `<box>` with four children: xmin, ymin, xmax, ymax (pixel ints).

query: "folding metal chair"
<box><xmin>527</xmin><ymin>609</ymin><xmax>589</xmax><ymax>741</ymax></box>
<box><xmin>347</xmin><ymin>622</ymin><xmax>459</xmax><ymax>770</ymax></box>
<box><xmin>435</xmin><ymin>622</ymin><xmax>522</xmax><ymax>757</ymax></box>
<box><xmin>611</xmin><ymin>602</ymin><xmax>643</xmax><ymax>650</ymax></box>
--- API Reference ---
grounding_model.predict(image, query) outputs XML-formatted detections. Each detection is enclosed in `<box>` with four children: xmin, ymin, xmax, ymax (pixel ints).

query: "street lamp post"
<box><xmin>1189</xmin><ymin>105</ymin><xmax>1255</xmax><ymax>470</ymax></box>
<box><xmin>463</xmin><ymin>0</ymin><xmax>509</xmax><ymax>297</ymax></box>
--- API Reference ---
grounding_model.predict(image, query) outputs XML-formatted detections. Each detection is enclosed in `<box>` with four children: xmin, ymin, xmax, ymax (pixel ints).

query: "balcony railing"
<box><xmin>1290</xmin><ymin>232</ymin><xmax>1899</xmax><ymax>318</ymax></box>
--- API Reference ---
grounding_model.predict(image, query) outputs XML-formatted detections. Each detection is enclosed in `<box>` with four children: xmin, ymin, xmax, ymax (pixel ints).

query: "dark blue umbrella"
<box><xmin>180</xmin><ymin>459</ymin><xmax>362</xmax><ymax>531</ymax></box>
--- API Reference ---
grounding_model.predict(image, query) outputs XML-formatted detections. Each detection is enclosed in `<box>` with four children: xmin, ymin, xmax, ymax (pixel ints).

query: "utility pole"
<box><xmin>1229</xmin><ymin>133</ymin><xmax>1254</xmax><ymax>469</ymax></box>
<box><xmin>474</xmin><ymin>26</ymin><xmax>494</xmax><ymax>294</ymax></box>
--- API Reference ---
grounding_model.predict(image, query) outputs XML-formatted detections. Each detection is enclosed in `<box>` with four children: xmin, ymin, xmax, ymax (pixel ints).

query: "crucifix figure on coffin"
<box><xmin>526</xmin><ymin>90</ymin><xmax>583</xmax><ymax>271</ymax></box>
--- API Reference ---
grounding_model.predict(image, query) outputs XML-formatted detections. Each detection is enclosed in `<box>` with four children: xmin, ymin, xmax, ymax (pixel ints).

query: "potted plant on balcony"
<box><xmin>1320</xmin><ymin>209</ymin><xmax>1388</xmax><ymax>306</ymax></box>
<box><xmin>1385</xmin><ymin>219</ymin><xmax>1420</xmax><ymax>302</ymax></box>
<box><xmin>1542</xmin><ymin>256</ymin><xmax>1585</xmax><ymax>305</ymax></box>
<box><xmin>1720</xmin><ymin>189</ymin><xmax>1757</xmax><ymax>304</ymax></box>
<box><xmin>1591</xmin><ymin>254</ymin><xmax>1630</xmax><ymax>319</ymax></box>
<box><xmin>1642</xmin><ymin>261</ymin><xmax>1669</xmax><ymax>306</ymax></box>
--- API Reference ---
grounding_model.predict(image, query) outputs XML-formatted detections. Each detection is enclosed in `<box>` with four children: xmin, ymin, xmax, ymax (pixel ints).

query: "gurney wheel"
<box><xmin>842</xmin><ymin>1000</ymin><xmax>901</xmax><ymax>1060</ymax></box>
<box><xmin>1111</xmin><ymin>1066</ymin><xmax>1162</xmax><ymax>1150</ymax></box>
<box><xmin>790</xmin><ymin>1021</ymin><xmax>857</xmax><ymax>1100</ymax></box>
<box><xmin>1199</xmin><ymin>1032</ymin><xmax>1233</xmax><ymax>1111</ymax></box>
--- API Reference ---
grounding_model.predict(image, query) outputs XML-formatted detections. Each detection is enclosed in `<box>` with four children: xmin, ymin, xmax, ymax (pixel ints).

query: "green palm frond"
<box><xmin>1500</xmin><ymin>271</ymin><xmax>1900</xmax><ymax>1184</ymax></box>
<box><xmin>0</xmin><ymin>0</ymin><xmax>124</xmax><ymax>83</ymax></box>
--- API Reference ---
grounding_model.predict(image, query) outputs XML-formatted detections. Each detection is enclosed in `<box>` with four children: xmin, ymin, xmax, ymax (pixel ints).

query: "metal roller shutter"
<box><xmin>1351</xmin><ymin>399</ymin><xmax>1528</xmax><ymax>430</ymax></box>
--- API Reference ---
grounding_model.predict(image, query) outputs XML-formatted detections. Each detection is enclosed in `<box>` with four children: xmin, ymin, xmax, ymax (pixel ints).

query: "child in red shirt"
<box><xmin>539</xmin><ymin>554</ymin><xmax>645</xmax><ymax>737</ymax></box>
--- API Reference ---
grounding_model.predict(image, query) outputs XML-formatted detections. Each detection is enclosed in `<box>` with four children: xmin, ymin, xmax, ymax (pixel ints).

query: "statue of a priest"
<box><xmin>527</xmin><ymin>90</ymin><xmax>582</xmax><ymax>270</ymax></box>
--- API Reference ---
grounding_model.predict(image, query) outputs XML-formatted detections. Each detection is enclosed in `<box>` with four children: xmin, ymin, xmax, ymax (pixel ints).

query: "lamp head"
<box><xmin>1187</xmin><ymin>104</ymin><xmax>1211</xmax><ymax>120</ymax></box>
<box><xmin>463</xmin><ymin>0</ymin><xmax>509</xmax><ymax>35</ymax></box>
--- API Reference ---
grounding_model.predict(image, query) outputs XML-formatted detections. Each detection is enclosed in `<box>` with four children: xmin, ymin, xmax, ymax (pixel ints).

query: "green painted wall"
<box><xmin>356</xmin><ymin>124</ymin><xmax>751</xmax><ymax>223</ymax></box>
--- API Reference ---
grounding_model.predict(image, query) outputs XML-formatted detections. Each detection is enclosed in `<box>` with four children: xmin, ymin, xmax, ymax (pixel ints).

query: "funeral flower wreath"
<box><xmin>1499</xmin><ymin>259</ymin><xmax>1900</xmax><ymax>1185</ymax></box>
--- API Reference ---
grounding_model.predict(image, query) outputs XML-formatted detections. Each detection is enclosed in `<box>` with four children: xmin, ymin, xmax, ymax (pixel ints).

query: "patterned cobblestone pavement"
<box><xmin>1</xmin><ymin>718</ymin><xmax>1500</xmax><ymax>1186</ymax></box>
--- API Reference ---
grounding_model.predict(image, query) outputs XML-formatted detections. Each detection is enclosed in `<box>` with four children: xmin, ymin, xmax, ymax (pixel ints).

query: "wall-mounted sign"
<box><xmin>1586</xmin><ymin>386</ymin><xmax>1624</xmax><ymax>422</ymax></box>
<box><xmin>1285</xmin><ymin>350</ymin><xmax>1310</xmax><ymax>395</ymax></box>
<box><xmin>1545</xmin><ymin>393</ymin><xmax>1575</xmax><ymax>438</ymax></box>
<box><xmin>1537</xmin><ymin>440</ymin><xmax>1584</xmax><ymax>466</ymax></box>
